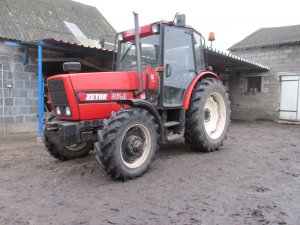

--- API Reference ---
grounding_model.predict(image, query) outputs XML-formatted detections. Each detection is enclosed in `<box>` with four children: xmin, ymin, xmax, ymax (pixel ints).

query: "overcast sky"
<box><xmin>73</xmin><ymin>0</ymin><xmax>299</xmax><ymax>51</ymax></box>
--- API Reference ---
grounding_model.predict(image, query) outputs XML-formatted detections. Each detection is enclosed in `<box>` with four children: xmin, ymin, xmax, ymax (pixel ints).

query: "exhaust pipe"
<box><xmin>133</xmin><ymin>12</ymin><xmax>143</xmax><ymax>96</ymax></box>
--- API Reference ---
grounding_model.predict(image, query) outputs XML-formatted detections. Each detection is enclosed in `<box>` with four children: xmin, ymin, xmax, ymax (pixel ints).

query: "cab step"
<box><xmin>163</xmin><ymin>121</ymin><xmax>180</xmax><ymax>127</ymax></box>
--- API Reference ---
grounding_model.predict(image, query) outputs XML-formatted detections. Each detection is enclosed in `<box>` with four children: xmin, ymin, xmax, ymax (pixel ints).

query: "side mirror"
<box><xmin>63</xmin><ymin>62</ymin><xmax>81</xmax><ymax>73</ymax></box>
<box><xmin>166</xmin><ymin>64</ymin><xmax>172</xmax><ymax>77</ymax></box>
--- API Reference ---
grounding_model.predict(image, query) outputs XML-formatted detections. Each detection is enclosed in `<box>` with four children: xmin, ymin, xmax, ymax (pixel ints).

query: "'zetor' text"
<box><xmin>86</xmin><ymin>93</ymin><xmax>108</xmax><ymax>101</ymax></box>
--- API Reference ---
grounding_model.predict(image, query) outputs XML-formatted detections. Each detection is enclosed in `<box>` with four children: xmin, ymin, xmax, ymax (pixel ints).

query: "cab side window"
<box><xmin>193</xmin><ymin>33</ymin><xmax>205</xmax><ymax>72</ymax></box>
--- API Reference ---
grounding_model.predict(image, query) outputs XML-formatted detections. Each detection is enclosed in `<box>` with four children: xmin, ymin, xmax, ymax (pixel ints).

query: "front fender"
<box><xmin>117</xmin><ymin>99</ymin><xmax>166</xmax><ymax>143</ymax></box>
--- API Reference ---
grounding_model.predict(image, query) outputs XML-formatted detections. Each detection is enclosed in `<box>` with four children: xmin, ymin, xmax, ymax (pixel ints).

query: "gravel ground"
<box><xmin>0</xmin><ymin>121</ymin><xmax>300</xmax><ymax>225</ymax></box>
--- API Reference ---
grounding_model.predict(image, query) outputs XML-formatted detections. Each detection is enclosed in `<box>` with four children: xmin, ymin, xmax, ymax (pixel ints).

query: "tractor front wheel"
<box><xmin>184</xmin><ymin>77</ymin><xmax>230</xmax><ymax>152</ymax></box>
<box><xmin>43</xmin><ymin>116</ymin><xmax>92</xmax><ymax>161</ymax></box>
<box><xmin>96</xmin><ymin>108</ymin><xmax>157</xmax><ymax>180</ymax></box>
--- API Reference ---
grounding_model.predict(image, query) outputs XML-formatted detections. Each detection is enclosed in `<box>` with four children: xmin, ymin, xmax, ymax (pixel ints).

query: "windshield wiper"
<box><xmin>120</xmin><ymin>43</ymin><xmax>133</xmax><ymax>62</ymax></box>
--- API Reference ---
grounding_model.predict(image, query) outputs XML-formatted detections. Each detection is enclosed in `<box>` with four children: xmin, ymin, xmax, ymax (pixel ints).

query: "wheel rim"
<box><xmin>65</xmin><ymin>142</ymin><xmax>88</xmax><ymax>151</ymax></box>
<box><xmin>204</xmin><ymin>92</ymin><xmax>227</xmax><ymax>140</ymax></box>
<box><xmin>120</xmin><ymin>124</ymin><xmax>151</xmax><ymax>169</ymax></box>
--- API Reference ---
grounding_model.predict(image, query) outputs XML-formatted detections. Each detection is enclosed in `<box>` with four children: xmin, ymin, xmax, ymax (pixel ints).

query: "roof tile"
<box><xmin>0</xmin><ymin>0</ymin><xmax>116</xmax><ymax>50</ymax></box>
<box><xmin>229</xmin><ymin>24</ymin><xmax>300</xmax><ymax>50</ymax></box>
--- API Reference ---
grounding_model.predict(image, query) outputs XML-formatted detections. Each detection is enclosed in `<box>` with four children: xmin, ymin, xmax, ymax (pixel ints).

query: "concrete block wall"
<box><xmin>229</xmin><ymin>44</ymin><xmax>300</xmax><ymax>121</ymax></box>
<box><xmin>0</xmin><ymin>41</ymin><xmax>38</xmax><ymax>134</ymax></box>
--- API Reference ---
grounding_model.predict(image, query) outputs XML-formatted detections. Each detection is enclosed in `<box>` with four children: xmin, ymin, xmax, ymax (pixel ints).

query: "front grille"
<box><xmin>48</xmin><ymin>79</ymin><xmax>68</xmax><ymax>105</ymax></box>
<box><xmin>48</xmin><ymin>79</ymin><xmax>70</xmax><ymax>116</ymax></box>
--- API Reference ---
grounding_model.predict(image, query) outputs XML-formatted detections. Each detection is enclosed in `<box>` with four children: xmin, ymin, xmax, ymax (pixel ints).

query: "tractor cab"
<box><xmin>116</xmin><ymin>18</ymin><xmax>206</xmax><ymax>107</ymax></box>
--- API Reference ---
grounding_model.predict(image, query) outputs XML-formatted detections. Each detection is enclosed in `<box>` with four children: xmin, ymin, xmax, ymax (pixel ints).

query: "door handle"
<box><xmin>166</xmin><ymin>64</ymin><xmax>171</xmax><ymax>77</ymax></box>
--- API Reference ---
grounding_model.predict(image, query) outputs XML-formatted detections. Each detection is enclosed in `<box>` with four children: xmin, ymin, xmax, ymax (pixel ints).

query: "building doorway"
<box><xmin>279</xmin><ymin>75</ymin><xmax>300</xmax><ymax>121</ymax></box>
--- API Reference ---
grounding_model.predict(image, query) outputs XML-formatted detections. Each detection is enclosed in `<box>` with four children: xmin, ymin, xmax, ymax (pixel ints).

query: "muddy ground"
<box><xmin>0</xmin><ymin>121</ymin><xmax>300</xmax><ymax>225</ymax></box>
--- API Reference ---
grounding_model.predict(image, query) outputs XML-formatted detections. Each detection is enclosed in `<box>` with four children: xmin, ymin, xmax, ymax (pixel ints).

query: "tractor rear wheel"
<box><xmin>96</xmin><ymin>108</ymin><xmax>157</xmax><ymax>180</ymax></box>
<box><xmin>184</xmin><ymin>77</ymin><xmax>230</xmax><ymax>152</ymax></box>
<box><xmin>43</xmin><ymin>116</ymin><xmax>92</xmax><ymax>161</ymax></box>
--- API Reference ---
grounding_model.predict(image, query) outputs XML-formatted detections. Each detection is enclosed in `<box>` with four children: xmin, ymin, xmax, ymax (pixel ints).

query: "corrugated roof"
<box><xmin>205</xmin><ymin>47</ymin><xmax>270</xmax><ymax>74</ymax></box>
<box><xmin>229</xmin><ymin>24</ymin><xmax>300</xmax><ymax>50</ymax></box>
<box><xmin>0</xmin><ymin>0</ymin><xmax>116</xmax><ymax>50</ymax></box>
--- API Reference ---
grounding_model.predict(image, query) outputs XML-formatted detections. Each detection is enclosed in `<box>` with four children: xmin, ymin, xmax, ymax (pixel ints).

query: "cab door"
<box><xmin>162</xmin><ymin>26</ymin><xmax>196</xmax><ymax>107</ymax></box>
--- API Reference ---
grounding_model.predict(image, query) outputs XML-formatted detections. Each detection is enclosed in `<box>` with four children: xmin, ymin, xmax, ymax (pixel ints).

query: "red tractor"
<box><xmin>43</xmin><ymin>13</ymin><xmax>230</xmax><ymax>180</ymax></box>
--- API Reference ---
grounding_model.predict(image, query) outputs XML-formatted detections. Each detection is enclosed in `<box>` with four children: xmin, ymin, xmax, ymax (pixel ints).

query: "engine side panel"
<box><xmin>76</xmin><ymin>91</ymin><xmax>134</xmax><ymax>120</ymax></box>
<box><xmin>78</xmin><ymin>103</ymin><xmax>119</xmax><ymax>120</ymax></box>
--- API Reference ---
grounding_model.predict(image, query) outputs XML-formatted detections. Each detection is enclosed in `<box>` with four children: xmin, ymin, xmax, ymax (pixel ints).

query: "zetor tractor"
<box><xmin>43</xmin><ymin>13</ymin><xmax>230</xmax><ymax>180</ymax></box>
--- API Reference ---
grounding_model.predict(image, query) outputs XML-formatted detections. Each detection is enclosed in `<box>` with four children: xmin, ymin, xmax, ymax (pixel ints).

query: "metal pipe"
<box><xmin>112</xmin><ymin>35</ymin><xmax>117</xmax><ymax>71</ymax></box>
<box><xmin>296</xmin><ymin>77</ymin><xmax>300</xmax><ymax>120</ymax></box>
<box><xmin>23</xmin><ymin>48</ymin><xmax>28</xmax><ymax>65</ymax></box>
<box><xmin>1</xmin><ymin>63</ymin><xmax>5</xmax><ymax>135</ymax></box>
<box><xmin>133</xmin><ymin>12</ymin><xmax>143</xmax><ymax>96</ymax></box>
<box><xmin>38</xmin><ymin>43</ymin><xmax>44</xmax><ymax>137</ymax></box>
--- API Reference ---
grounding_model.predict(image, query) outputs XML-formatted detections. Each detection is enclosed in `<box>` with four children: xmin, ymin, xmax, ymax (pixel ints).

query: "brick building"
<box><xmin>0</xmin><ymin>0</ymin><xmax>116</xmax><ymax>134</ymax></box>
<box><xmin>229</xmin><ymin>24</ymin><xmax>300</xmax><ymax>122</ymax></box>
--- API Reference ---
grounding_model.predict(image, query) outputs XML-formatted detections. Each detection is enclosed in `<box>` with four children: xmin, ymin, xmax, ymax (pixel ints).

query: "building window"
<box><xmin>247</xmin><ymin>76</ymin><xmax>262</xmax><ymax>92</ymax></box>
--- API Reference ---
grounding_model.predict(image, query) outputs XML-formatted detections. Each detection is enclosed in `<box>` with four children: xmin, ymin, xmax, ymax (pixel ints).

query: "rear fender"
<box><xmin>182</xmin><ymin>71</ymin><xmax>220</xmax><ymax>109</ymax></box>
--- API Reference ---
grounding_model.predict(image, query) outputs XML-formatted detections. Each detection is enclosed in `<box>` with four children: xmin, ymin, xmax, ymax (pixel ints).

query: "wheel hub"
<box><xmin>204</xmin><ymin>108</ymin><xmax>211</xmax><ymax>122</ymax></box>
<box><xmin>120</xmin><ymin>124</ymin><xmax>151</xmax><ymax>169</ymax></box>
<box><xmin>126</xmin><ymin>136</ymin><xmax>143</xmax><ymax>155</ymax></box>
<box><xmin>204</xmin><ymin>92</ymin><xmax>227</xmax><ymax>140</ymax></box>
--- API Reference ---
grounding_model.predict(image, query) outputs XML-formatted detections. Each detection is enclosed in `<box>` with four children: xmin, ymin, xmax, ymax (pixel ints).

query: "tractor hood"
<box><xmin>47</xmin><ymin>67</ymin><xmax>159</xmax><ymax>121</ymax></box>
<box><xmin>47</xmin><ymin>71</ymin><xmax>143</xmax><ymax>121</ymax></box>
<box><xmin>68</xmin><ymin>71</ymin><xmax>146</xmax><ymax>91</ymax></box>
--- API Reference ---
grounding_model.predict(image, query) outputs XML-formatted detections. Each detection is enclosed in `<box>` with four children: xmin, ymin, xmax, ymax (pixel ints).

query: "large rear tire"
<box><xmin>95</xmin><ymin>108</ymin><xmax>157</xmax><ymax>180</ymax></box>
<box><xmin>43</xmin><ymin>116</ymin><xmax>92</xmax><ymax>161</ymax></box>
<box><xmin>184</xmin><ymin>77</ymin><xmax>230</xmax><ymax>152</ymax></box>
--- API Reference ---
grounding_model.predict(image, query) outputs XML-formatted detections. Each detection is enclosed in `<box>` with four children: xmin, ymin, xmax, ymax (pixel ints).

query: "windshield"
<box><xmin>117</xmin><ymin>34</ymin><xmax>159</xmax><ymax>71</ymax></box>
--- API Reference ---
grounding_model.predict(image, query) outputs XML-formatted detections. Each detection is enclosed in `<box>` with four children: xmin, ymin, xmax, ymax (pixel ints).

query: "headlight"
<box><xmin>65</xmin><ymin>106</ymin><xmax>71</xmax><ymax>116</ymax></box>
<box><xmin>55</xmin><ymin>106</ymin><xmax>61</xmax><ymax>115</ymax></box>
<box><xmin>152</xmin><ymin>24</ymin><xmax>159</xmax><ymax>34</ymax></box>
